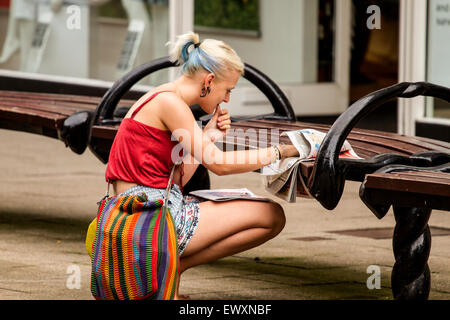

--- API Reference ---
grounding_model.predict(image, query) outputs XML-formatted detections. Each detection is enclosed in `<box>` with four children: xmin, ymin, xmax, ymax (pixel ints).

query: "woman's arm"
<box><xmin>176</xmin><ymin>106</ymin><xmax>234</xmax><ymax>186</ymax></box>
<box><xmin>175</xmin><ymin>153</ymin><xmax>199</xmax><ymax>187</ymax></box>
<box><xmin>159</xmin><ymin>94</ymin><xmax>298</xmax><ymax>176</ymax></box>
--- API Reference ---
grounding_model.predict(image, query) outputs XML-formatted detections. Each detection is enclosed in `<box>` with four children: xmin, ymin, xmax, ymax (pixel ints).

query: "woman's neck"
<box><xmin>172</xmin><ymin>75</ymin><xmax>203</xmax><ymax>106</ymax></box>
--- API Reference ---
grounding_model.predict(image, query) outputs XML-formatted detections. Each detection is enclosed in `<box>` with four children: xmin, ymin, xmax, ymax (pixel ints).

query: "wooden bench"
<box><xmin>1</xmin><ymin>59</ymin><xmax>449</xmax><ymax>300</ymax></box>
<box><xmin>361</xmin><ymin>170</ymin><xmax>450</xmax><ymax>213</ymax></box>
<box><xmin>0</xmin><ymin>90</ymin><xmax>134</xmax><ymax>152</ymax></box>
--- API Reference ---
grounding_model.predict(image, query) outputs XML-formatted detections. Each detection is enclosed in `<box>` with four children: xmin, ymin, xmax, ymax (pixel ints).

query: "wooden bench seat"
<box><xmin>0</xmin><ymin>90</ymin><xmax>134</xmax><ymax>138</ymax></box>
<box><xmin>361</xmin><ymin>170</ymin><xmax>450</xmax><ymax>212</ymax></box>
<box><xmin>364</xmin><ymin>170</ymin><xmax>450</xmax><ymax>198</ymax></box>
<box><xmin>226</xmin><ymin>119</ymin><xmax>450</xmax><ymax>180</ymax></box>
<box><xmin>1</xmin><ymin>89</ymin><xmax>449</xmax><ymax>185</ymax></box>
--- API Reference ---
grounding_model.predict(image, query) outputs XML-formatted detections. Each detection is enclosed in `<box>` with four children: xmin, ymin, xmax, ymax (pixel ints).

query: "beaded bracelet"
<box><xmin>272</xmin><ymin>145</ymin><xmax>281</xmax><ymax>162</ymax></box>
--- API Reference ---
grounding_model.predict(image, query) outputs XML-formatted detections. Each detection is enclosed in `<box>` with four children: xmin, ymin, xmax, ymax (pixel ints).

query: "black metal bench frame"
<box><xmin>306</xmin><ymin>82</ymin><xmax>450</xmax><ymax>299</ymax></box>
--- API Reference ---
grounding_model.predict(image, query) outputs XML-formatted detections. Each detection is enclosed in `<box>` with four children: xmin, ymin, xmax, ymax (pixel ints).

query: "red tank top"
<box><xmin>105</xmin><ymin>91</ymin><xmax>184</xmax><ymax>191</ymax></box>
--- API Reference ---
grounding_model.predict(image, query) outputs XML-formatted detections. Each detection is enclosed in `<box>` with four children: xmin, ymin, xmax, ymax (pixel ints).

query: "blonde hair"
<box><xmin>168</xmin><ymin>32</ymin><xmax>244</xmax><ymax>80</ymax></box>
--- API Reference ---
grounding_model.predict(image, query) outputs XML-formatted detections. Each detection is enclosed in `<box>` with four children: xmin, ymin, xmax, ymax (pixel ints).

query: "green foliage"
<box><xmin>97</xmin><ymin>0</ymin><xmax>260</xmax><ymax>32</ymax></box>
<box><xmin>98</xmin><ymin>0</ymin><xmax>127</xmax><ymax>19</ymax></box>
<box><xmin>194</xmin><ymin>0</ymin><xmax>260</xmax><ymax>31</ymax></box>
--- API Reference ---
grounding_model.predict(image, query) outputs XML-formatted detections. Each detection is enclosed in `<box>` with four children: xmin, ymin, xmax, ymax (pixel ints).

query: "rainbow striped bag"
<box><xmin>89</xmin><ymin>165</ymin><xmax>180</xmax><ymax>300</ymax></box>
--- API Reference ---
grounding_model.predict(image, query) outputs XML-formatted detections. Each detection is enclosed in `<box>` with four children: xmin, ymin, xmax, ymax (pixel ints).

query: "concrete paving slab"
<box><xmin>1</xmin><ymin>128</ymin><xmax>450</xmax><ymax>300</ymax></box>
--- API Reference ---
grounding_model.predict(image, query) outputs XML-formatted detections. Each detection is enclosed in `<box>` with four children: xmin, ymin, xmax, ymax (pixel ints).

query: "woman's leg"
<box><xmin>175</xmin><ymin>199</ymin><xmax>285</xmax><ymax>299</ymax></box>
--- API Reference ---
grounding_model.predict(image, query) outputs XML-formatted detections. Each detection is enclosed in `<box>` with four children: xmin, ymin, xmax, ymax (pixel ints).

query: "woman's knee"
<box><xmin>264</xmin><ymin>202</ymin><xmax>286</xmax><ymax>237</ymax></box>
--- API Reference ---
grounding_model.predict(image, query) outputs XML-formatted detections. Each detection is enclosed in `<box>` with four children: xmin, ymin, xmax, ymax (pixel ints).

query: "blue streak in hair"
<box><xmin>183</xmin><ymin>47</ymin><xmax>217</xmax><ymax>75</ymax></box>
<box><xmin>181</xmin><ymin>40</ymin><xmax>195</xmax><ymax>62</ymax></box>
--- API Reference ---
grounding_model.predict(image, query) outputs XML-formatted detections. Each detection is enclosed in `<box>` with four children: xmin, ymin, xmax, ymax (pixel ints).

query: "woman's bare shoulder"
<box><xmin>155</xmin><ymin>93</ymin><xmax>196</xmax><ymax>126</ymax></box>
<box><xmin>152</xmin><ymin>91</ymin><xmax>191</xmax><ymax>115</ymax></box>
<box><xmin>131</xmin><ymin>90</ymin><xmax>195</xmax><ymax>131</ymax></box>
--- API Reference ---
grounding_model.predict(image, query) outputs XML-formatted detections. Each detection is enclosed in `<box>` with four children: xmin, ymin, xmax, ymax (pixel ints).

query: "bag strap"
<box><xmin>100</xmin><ymin>161</ymin><xmax>179</xmax><ymax>208</ymax></box>
<box><xmin>98</xmin><ymin>182</ymin><xmax>111</xmax><ymax>206</ymax></box>
<box><xmin>163</xmin><ymin>160</ymin><xmax>181</xmax><ymax>207</ymax></box>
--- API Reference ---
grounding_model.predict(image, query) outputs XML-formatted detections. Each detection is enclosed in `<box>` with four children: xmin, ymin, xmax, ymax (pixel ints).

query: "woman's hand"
<box><xmin>203</xmin><ymin>106</ymin><xmax>231</xmax><ymax>142</ymax></box>
<box><xmin>280</xmin><ymin>144</ymin><xmax>300</xmax><ymax>158</ymax></box>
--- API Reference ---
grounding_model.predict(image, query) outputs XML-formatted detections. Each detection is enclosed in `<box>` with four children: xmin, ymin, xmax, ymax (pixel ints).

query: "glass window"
<box><xmin>193</xmin><ymin>0</ymin><xmax>335</xmax><ymax>85</ymax></box>
<box><xmin>0</xmin><ymin>0</ymin><xmax>170</xmax><ymax>86</ymax></box>
<box><xmin>426</xmin><ymin>0</ymin><xmax>450</xmax><ymax>119</ymax></box>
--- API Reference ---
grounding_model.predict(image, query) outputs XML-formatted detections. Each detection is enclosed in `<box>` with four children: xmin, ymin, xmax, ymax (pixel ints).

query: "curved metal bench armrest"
<box><xmin>307</xmin><ymin>81</ymin><xmax>450</xmax><ymax>210</ymax></box>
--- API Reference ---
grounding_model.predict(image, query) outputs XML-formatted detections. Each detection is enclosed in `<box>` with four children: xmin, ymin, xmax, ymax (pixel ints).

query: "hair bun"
<box><xmin>168</xmin><ymin>31</ymin><xmax>244</xmax><ymax>79</ymax></box>
<box><xmin>168</xmin><ymin>32</ymin><xmax>201</xmax><ymax>64</ymax></box>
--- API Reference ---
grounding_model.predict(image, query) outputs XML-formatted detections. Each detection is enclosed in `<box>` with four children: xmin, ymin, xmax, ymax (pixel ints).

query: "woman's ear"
<box><xmin>200</xmin><ymin>73</ymin><xmax>214</xmax><ymax>97</ymax></box>
<box><xmin>204</xmin><ymin>73</ymin><xmax>215</xmax><ymax>87</ymax></box>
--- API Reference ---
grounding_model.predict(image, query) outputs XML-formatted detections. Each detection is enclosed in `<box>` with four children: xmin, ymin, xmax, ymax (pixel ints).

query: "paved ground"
<box><xmin>1</xmin><ymin>128</ymin><xmax>450</xmax><ymax>300</ymax></box>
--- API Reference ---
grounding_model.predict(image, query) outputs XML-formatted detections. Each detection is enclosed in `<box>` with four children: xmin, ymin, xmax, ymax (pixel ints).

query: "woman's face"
<box><xmin>201</xmin><ymin>69</ymin><xmax>240</xmax><ymax>114</ymax></box>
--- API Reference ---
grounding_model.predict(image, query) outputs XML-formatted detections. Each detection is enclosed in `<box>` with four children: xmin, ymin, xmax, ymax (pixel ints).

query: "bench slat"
<box><xmin>233</xmin><ymin>120</ymin><xmax>448</xmax><ymax>154</ymax></box>
<box><xmin>0</xmin><ymin>96</ymin><xmax>98</xmax><ymax>111</ymax></box>
<box><xmin>227</xmin><ymin>123</ymin><xmax>373</xmax><ymax>158</ymax></box>
<box><xmin>0</xmin><ymin>90</ymin><xmax>103</xmax><ymax>104</ymax></box>
<box><xmin>231</xmin><ymin>122</ymin><xmax>421</xmax><ymax>157</ymax></box>
<box><xmin>391</xmin><ymin>171</ymin><xmax>450</xmax><ymax>180</ymax></box>
<box><xmin>249</xmin><ymin>119</ymin><xmax>450</xmax><ymax>148</ymax></box>
<box><xmin>243</xmin><ymin>119</ymin><xmax>450</xmax><ymax>151</ymax></box>
<box><xmin>364</xmin><ymin>171</ymin><xmax>450</xmax><ymax>197</ymax></box>
<box><xmin>0</xmin><ymin>93</ymin><xmax>135</xmax><ymax>110</ymax></box>
<box><xmin>0</xmin><ymin>90</ymin><xmax>135</xmax><ymax>113</ymax></box>
<box><xmin>0</xmin><ymin>100</ymin><xmax>77</xmax><ymax>117</ymax></box>
<box><xmin>0</xmin><ymin>107</ymin><xmax>65</xmax><ymax>129</ymax></box>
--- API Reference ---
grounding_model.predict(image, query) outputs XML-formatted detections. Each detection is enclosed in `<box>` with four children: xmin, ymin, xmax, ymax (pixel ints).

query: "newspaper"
<box><xmin>261</xmin><ymin>128</ymin><xmax>361</xmax><ymax>203</ymax></box>
<box><xmin>189</xmin><ymin>188</ymin><xmax>271</xmax><ymax>202</ymax></box>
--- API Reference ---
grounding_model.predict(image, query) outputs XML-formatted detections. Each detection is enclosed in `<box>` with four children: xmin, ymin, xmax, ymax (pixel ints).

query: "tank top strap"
<box><xmin>130</xmin><ymin>90</ymin><xmax>173</xmax><ymax>119</ymax></box>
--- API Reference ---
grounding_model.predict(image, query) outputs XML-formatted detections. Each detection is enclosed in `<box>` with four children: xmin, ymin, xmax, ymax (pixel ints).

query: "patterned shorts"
<box><xmin>118</xmin><ymin>184</ymin><xmax>201</xmax><ymax>256</ymax></box>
